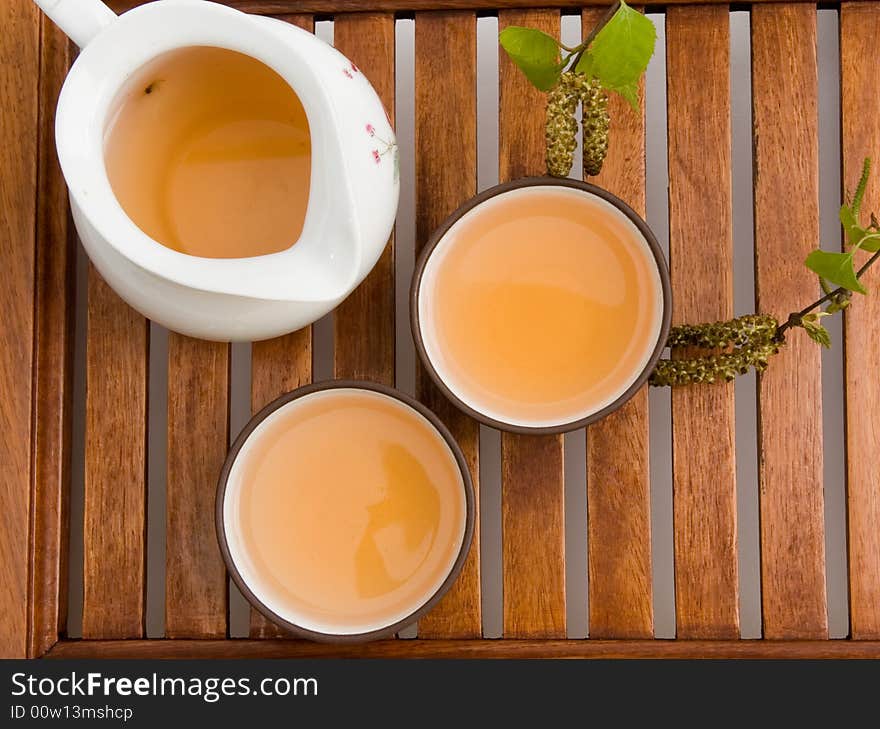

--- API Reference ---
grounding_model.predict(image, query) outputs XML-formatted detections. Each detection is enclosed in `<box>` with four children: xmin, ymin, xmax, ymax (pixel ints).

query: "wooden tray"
<box><xmin>4</xmin><ymin>0</ymin><xmax>880</xmax><ymax>659</ymax></box>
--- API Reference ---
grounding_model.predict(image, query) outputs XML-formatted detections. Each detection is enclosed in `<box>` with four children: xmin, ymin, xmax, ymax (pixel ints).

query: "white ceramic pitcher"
<box><xmin>36</xmin><ymin>0</ymin><xmax>399</xmax><ymax>341</ymax></box>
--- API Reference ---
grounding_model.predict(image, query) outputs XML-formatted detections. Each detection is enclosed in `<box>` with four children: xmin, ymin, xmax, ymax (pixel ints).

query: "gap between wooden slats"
<box><xmin>729</xmin><ymin>8</ymin><xmax>762</xmax><ymax>640</ymax></box>
<box><xmin>666</xmin><ymin>5</ymin><xmax>739</xmax><ymax>639</ymax></box>
<box><xmin>497</xmin><ymin>9</ymin><xmax>566</xmax><ymax>640</ymax></box>
<box><xmin>558</xmin><ymin>12</ymin><xmax>589</xmax><ymax>642</ymax></box>
<box><xmin>841</xmin><ymin>1</ymin><xmax>880</xmax><ymax>640</ymax></box>
<box><xmin>145</xmin><ymin>323</ymin><xmax>167</xmax><ymax>639</ymax></box>
<box><xmin>29</xmin><ymin>16</ymin><xmax>75</xmax><ymax>657</ymax></box>
<box><xmin>582</xmin><ymin>6</ymin><xmax>653</xmax><ymax>640</ymax></box>
<box><xmin>751</xmin><ymin>3</ymin><xmax>827</xmax><ymax>639</ymax></box>
<box><xmin>0</xmin><ymin>0</ymin><xmax>40</xmax><ymax>658</ymax></box>
<box><xmin>643</xmin><ymin>11</ymin><xmax>676</xmax><ymax>639</ymax></box>
<box><xmin>815</xmin><ymin>7</ymin><xmax>848</xmax><ymax>639</ymax></box>
<box><xmin>245</xmin><ymin>14</ymin><xmax>316</xmax><ymax>642</ymax></box>
<box><xmin>391</xmin><ymin>18</ymin><xmax>420</xmax><ymax>640</ymax></box>
<box><xmin>413</xmin><ymin>11</ymin><xmax>482</xmax><ymax>639</ymax></box>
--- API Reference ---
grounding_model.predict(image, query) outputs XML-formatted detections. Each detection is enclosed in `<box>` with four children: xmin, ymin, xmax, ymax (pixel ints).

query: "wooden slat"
<box><xmin>751</xmin><ymin>3</ymin><xmax>827</xmax><ymax>639</ymax></box>
<box><xmin>841</xmin><ymin>1</ymin><xmax>880</xmax><ymax>640</ymax></box>
<box><xmin>414</xmin><ymin>11</ymin><xmax>481</xmax><ymax>638</ymax></box>
<box><xmin>333</xmin><ymin>13</ymin><xmax>395</xmax><ymax>386</ymax></box>
<box><xmin>245</xmin><ymin>13</ymin><xmax>315</xmax><ymax>640</ymax></box>
<box><xmin>48</xmin><ymin>638</ymin><xmax>880</xmax><ymax>660</ymax></box>
<box><xmin>82</xmin><ymin>269</ymin><xmax>149</xmax><ymax>638</ymax></box>
<box><xmin>29</xmin><ymin>18</ymin><xmax>75</xmax><ymax>658</ymax></box>
<box><xmin>582</xmin><ymin>6</ymin><xmax>652</xmax><ymax>639</ymax></box>
<box><xmin>666</xmin><ymin>5</ymin><xmax>738</xmax><ymax>639</ymax></box>
<box><xmin>165</xmin><ymin>336</ymin><xmax>229</xmax><ymax>638</ymax></box>
<box><xmin>109</xmin><ymin>1</ymin><xmax>878</xmax><ymax>15</ymax></box>
<box><xmin>497</xmin><ymin>9</ymin><xmax>565</xmax><ymax>640</ymax></box>
<box><xmin>0</xmin><ymin>0</ymin><xmax>40</xmax><ymax>659</ymax></box>
<box><xmin>501</xmin><ymin>434</ymin><xmax>566</xmax><ymax>637</ymax></box>
<box><xmin>251</xmin><ymin>332</ymin><xmax>312</xmax><ymax>414</ymax></box>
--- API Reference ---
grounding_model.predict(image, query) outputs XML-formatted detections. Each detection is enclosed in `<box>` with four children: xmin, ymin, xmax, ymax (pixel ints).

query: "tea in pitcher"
<box><xmin>104</xmin><ymin>46</ymin><xmax>310</xmax><ymax>258</ymax></box>
<box><xmin>416</xmin><ymin>184</ymin><xmax>666</xmax><ymax>429</ymax></box>
<box><xmin>223</xmin><ymin>387</ymin><xmax>468</xmax><ymax>635</ymax></box>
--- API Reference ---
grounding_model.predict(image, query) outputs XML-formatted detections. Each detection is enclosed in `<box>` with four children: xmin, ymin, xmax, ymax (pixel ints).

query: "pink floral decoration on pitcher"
<box><xmin>366</xmin><ymin>122</ymin><xmax>398</xmax><ymax>180</ymax></box>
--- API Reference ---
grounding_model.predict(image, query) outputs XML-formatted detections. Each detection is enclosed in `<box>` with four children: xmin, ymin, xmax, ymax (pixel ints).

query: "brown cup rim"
<box><xmin>215</xmin><ymin>379</ymin><xmax>476</xmax><ymax>643</ymax></box>
<box><xmin>410</xmin><ymin>176</ymin><xmax>673</xmax><ymax>435</ymax></box>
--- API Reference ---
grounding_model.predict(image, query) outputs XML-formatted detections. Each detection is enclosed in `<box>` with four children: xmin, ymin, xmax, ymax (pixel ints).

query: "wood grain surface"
<box><xmin>166</xmin><ymin>336</ymin><xmax>229</xmax><ymax>638</ymax></box>
<box><xmin>245</xmin><ymin>13</ymin><xmax>315</xmax><ymax>641</ymax></box>
<box><xmin>29</xmin><ymin>18</ymin><xmax>75</xmax><ymax>658</ymax></box>
<box><xmin>250</xmin><ymin>331</ymin><xmax>313</xmax><ymax>417</ymax></box>
<box><xmin>841</xmin><ymin>1</ymin><xmax>880</xmax><ymax>640</ymax></box>
<box><xmin>666</xmin><ymin>5</ymin><xmax>738</xmax><ymax>639</ymax></box>
<box><xmin>82</xmin><ymin>268</ymin><xmax>149</xmax><ymax>638</ymax></box>
<box><xmin>582</xmin><ymin>6</ymin><xmax>652</xmax><ymax>640</ymax></box>
<box><xmin>334</xmin><ymin>14</ymin><xmax>396</xmax><ymax>385</ymax></box>
<box><xmin>752</xmin><ymin>3</ymin><xmax>827</xmax><ymax>640</ymax></box>
<box><xmin>413</xmin><ymin>11</ymin><xmax>481</xmax><ymax>638</ymax></box>
<box><xmin>0</xmin><ymin>0</ymin><xmax>40</xmax><ymax>659</ymax></box>
<box><xmin>497</xmin><ymin>9</ymin><xmax>566</xmax><ymax>640</ymax></box>
<box><xmin>108</xmin><ymin>0</ymin><xmax>877</xmax><ymax>15</ymax></box>
<box><xmin>48</xmin><ymin>638</ymin><xmax>880</xmax><ymax>660</ymax></box>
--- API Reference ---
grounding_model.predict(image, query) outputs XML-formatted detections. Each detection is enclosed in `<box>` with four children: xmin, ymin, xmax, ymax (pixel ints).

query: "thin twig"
<box><xmin>776</xmin><ymin>246</ymin><xmax>880</xmax><ymax>339</ymax></box>
<box><xmin>571</xmin><ymin>1</ymin><xmax>621</xmax><ymax>71</ymax></box>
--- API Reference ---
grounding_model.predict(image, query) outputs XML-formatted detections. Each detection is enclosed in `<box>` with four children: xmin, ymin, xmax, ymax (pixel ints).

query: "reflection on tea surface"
<box><xmin>235</xmin><ymin>390</ymin><xmax>464</xmax><ymax>633</ymax></box>
<box><xmin>104</xmin><ymin>46</ymin><xmax>310</xmax><ymax>259</ymax></box>
<box><xmin>355</xmin><ymin>444</ymin><xmax>442</xmax><ymax>598</ymax></box>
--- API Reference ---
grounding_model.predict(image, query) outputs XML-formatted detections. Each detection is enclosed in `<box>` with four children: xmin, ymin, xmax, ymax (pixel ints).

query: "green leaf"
<box><xmin>840</xmin><ymin>204</ymin><xmax>868</xmax><ymax>247</ymax></box>
<box><xmin>578</xmin><ymin>1</ymin><xmax>656</xmax><ymax>92</ymax></box>
<box><xmin>805</xmin><ymin>249</ymin><xmax>867</xmax><ymax>294</ymax></box>
<box><xmin>575</xmin><ymin>50</ymin><xmax>594</xmax><ymax>78</ymax></box>
<box><xmin>800</xmin><ymin>312</ymin><xmax>832</xmax><ymax>348</ymax></box>
<box><xmin>615</xmin><ymin>81</ymin><xmax>640</xmax><ymax>111</ymax></box>
<box><xmin>499</xmin><ymin>26</ymin><xmax>564</xmax><ymax>91</ymax></box>
<box><xmin>858</xmin><ymin>231</ymin><xmax>880</xmax><ymax>253</ymax></box>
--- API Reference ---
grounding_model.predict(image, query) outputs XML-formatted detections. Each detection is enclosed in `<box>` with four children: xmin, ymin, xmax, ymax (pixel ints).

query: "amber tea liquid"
<box><xmin>418</xmin><ymin>186</ymin><xmax>664</xmax><ymax>427</ymax></box>
<box><xmin>104</xmin><ymin>46</ymin><xmax>310</xmax><ymax>258</ymax></box>
<box><xmin>225</xmin><ymin>389</ymin><xmax>466</xmax><ymax>634</ymax></box>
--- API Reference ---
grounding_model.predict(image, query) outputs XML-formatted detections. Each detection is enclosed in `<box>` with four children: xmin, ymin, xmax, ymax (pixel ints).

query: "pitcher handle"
<box><xmin>34</xmin><ymin>0</ymin><xmax>116</xmax><ymax>48</ymax></box>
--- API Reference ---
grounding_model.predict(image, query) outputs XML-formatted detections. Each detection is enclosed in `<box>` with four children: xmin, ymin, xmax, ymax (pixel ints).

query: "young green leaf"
<box><xmin>826</xmin><ymin>296</ymin><xmax>851</xmax><ymax>315</ymax></box>
<box><xmin>840</xmin><ymin>204</ymin><xmax>867</xmax><ymax>247</ymax></box>
<box><xmin>858</xmin><ymin>231</ymin><xmax>880</xmax><ymax>253</ymax></box>
<box><xmin>575</xmin><ymin>1</ymin><xmax>655</xmax><ymax>92</ymax></box>
<box><xmin>851</xmin><ymin>157</ymin><xmax>871</xmax><ymax>216</ymax></box>
<box><xmin>800</xmin><ymin>312</ymin><xmax>832</xmax><ymax>348</ymax></box>
<box><xmin>805</xmin><ymin>249</ymin><xmax>867</xmax><ymax>294</ymax></box>
<box><xmin>499</xmin><ymin>26</ymin><xmax>564</xmax><ymax>91</ymax></box>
